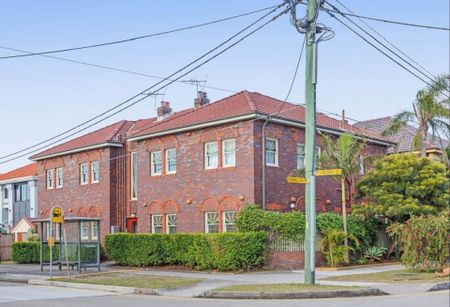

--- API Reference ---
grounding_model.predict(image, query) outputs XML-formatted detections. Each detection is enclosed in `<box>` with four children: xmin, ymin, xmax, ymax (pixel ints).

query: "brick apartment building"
<box><xmin>31</xmin><ymin>91</ymin><xmax>394</xmax><ymax>237</ymax></box>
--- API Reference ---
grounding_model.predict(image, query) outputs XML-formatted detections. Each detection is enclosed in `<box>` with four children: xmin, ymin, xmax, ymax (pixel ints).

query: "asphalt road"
<box><xmin>0</xmin><ymin>282</ymin><xmax>448</xmax><ymax>307</ymax></box>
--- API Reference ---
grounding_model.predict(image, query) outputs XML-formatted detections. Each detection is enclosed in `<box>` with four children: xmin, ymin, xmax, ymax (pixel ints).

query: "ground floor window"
<box><xmin>205</xmin><ymin>212</ymin><xmax>219</xmax><ymax>233</ymax></box>
<box><xmin>166</xmin><ymin>214</ymin><xmax>177</xmax><ymax>234</ymax></box>
<box><xmin>151</xmin><ymin>215</ymin><xmax>163</xmax><ymax>234</ymax></box>
<box><xmin>223</xmin><ymin>211</ymin><xmax>237</xmax><ymax>232</ymax></box>
<box><xmin>91</xmin><ymin>222</ymin><xmax>99</xmax><ymax>240</ymax></box>
<box><xmin>80</xmin><ymin>222</ymin><xmax>89</xmax><ymax>240</ymax></box>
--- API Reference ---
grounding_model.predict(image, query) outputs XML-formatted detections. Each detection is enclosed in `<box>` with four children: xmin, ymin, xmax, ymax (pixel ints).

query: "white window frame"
<box><xmin>359</xmin><ymin>154</ymin><xmax>365</xmax><ymax>175</ymax></box>
<box><xmin>204</xmin><ymin>141</ymin><xmax>218</xmax><ymax>170</ymax></box>
<box><xmin>91</xmin><ymin>161</ymin><xmax>100</xmax><ymax>183</ymax></box>
<box><xmin>165</xmin><ymin>148</ymin><xmax>177</xmax><ymax>174</ymax></box>
<box><xmin>265</xmin><ymin>138</ymin><xmax>279</xmax><ymax>167</ymax></box>
<box><xmin>297</xmin><ymin>144</ymin><xmax>321</xmax><ymax>168</ymax></box>
<box><xmin>80</xmin><ymin>163</ymin><xmax>89</xmax><ymax>185</ymax></box>
<box><xmin>55</xmin><ymin>167</ymin><xmax>63</xmax><ymax>188</ymax></box>
<box><xmin>46</xmin><ymin>169</ymin><xmax>54</xmax><ymax>190</ymax></box>
<box><xmin>150</xmin><ymin>151</ymin><xmax>162</xmax><ymax>176</ymax></box>
<box><xmin>91</xmin><ymin>222</ymin><xmax>99</xmax><ymax>240</ymax></box>
<box><xmin>166</xmin><ymin>214</ymin><xmax>177</xmax><ymax>234</ymax></box>
<box><xmin>204</xmin><ymin>212</ymin><xmax>219</xmax><ymax>233</ymax></box>
<box><xmin>222</xmin><ymin>138</ymin><xmax>236</xmax><ymax>168</ymax></box>
<box><xmin>130</xmin><ymin>152</ymin><xmax>138</xmax><ymax>200</ymax></box>
<box><xmin>151</xmin><ymin>214</ymin><xmax>163</xmax><ymax>234</ymax></box>
<box><xmin>222</xmin><ymin>211</ymin><xmax>237</xmax><ymax>233</ymax></box>
<box><xmin>80</xmin><ymin>222</ymin><xmax>89</xmax><ymax>240</ymax></box>
<box><xmin>297</xmin><ymin>144</ymin><xmax>305</xmax><ymax>169</ymax></box>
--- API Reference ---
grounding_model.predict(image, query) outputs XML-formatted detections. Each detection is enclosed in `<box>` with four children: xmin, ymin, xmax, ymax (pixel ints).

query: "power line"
<box><xmin>0</xmin><ymin>46</ymin><xmax>237</xmax><ymax>94</ymax></box>
<box><xmin>333</xmin><ymin>0</ymin><xmax>438</xmax><ymax>81</ymax></box>
<box><xmin>323</xmin><ymin>2</ymin><xmax>449</xmax><ymax>97</ymax></box>
<box><xmin>320</xmin><ymin>6</ymin><xmax>450</xmax><ymax>31</ymax></box>
<box><xmin>0</xmin><ymin>5</ymin><xmax>279</xmax><ymax>60</ymax></box>
<box><xmin>0</xmin><ymin>4</ymin><xmax>289</xmax><ymax>165</ymax></box>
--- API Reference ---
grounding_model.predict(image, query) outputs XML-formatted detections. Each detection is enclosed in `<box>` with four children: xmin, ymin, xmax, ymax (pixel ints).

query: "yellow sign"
<box><xmin>287</xmin><ymin>177</ymin><xmax>307</xmax><ymax>184</ymax></box>
<box><xmin>51</xmin><ymin>207</ymin><xmax>63</xmax><ymax>224</ymax></box>
<box><xmin>48</xmin><ymin>236</ymin><xmax>55</xmax><ymax>247</ymax></box>
<box><xmin>315</xmin><ymin>169</ymin><xmax>343</xmax><ymax>176</ymax></box>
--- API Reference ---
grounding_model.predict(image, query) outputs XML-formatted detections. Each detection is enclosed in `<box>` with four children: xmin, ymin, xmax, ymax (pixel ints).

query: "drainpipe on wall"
<box><xmin>261</xmin><ymin>116</ymin><xmax>271</xmax><ymax>210</ymax></box>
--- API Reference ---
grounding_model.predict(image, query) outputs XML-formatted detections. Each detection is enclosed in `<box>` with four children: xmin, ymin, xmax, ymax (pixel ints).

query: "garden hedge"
<box><xmin>12</xmin><ymin>242</ymin><xmax>39</xmax><ymax>263</ymax></box>
<box><xmin>104</xmin><ymin>232</ymin><xmax>268</xmax><ymax>271</ymax></box>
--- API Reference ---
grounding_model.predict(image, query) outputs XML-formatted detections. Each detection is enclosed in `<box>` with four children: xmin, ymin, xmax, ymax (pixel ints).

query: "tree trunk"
<box><xmin>438</xmin><ymin>135</ymin><xmax>450</xmax><ymax>168</ymax></box>
<box><xmin>341</xmin><ymin>178</ymin><xmax>349</xmax><ymax>264</ymax></box>
<box><xmin>420</xmin><ymin>128</ymin><xmax>427</xmax><ymax>158</ymax></box>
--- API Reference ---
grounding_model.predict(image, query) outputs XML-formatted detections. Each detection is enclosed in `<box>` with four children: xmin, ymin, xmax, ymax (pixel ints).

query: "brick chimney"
<box><xmin>157</xmin><ymin>101</ymin><xmax>172</xmax><ymax>120</ymax></box>
<box><xmin>194</xmin><ymin>91</ymin><xmax>209</xmax><ymax>109</ymax></box>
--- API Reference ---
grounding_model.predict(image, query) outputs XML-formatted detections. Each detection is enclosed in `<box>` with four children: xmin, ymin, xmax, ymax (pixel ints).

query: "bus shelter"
<box><xmin>35</xmin><ymin>217</ymin><xmax>101</xmax><ymax>273</ymax></box>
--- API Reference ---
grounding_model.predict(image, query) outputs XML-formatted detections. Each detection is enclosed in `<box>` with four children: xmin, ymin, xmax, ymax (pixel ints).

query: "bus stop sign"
<box><xmin>51</xmin><ymin>207</ymin><xmax>63</xmax><ymax>224</ymax></box>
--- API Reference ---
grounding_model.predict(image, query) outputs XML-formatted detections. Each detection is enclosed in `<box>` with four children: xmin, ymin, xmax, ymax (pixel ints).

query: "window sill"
<box><xmin>150</xmin><ymin>174</ymin><xmax>162</xmax><ymax>177</ymax></box>
<box><xmin>166</xmin><ymin>172</ymin><xmax>177</xmax><ymax>175</ymax></box>
<box><xmin>266</xmin><ymin>164</ymin><xmax>279</xmax><ymax>168</ymax></box>
<box><xmin>91</xmin><ymin>181</ymin><xmax>99</xmax><ymax>184</ymax></box>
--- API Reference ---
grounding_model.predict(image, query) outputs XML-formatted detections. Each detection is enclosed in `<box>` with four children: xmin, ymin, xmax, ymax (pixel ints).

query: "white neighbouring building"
<box><xmin>0</xmin><ymin>163</ymin><xmax>38</xmax><ymax>232</ymax></box>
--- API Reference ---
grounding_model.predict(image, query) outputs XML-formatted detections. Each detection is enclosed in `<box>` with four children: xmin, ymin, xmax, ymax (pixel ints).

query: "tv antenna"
<box><xmin>181</xmin><ymin>76</ymin><xmax>207</xmax><ymax>92</ymax></box>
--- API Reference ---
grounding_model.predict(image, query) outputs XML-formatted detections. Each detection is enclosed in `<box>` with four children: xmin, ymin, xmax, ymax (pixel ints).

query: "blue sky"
<box><xmin>0</xmin><ymin>0</ymin><xmax>449</xmax><ymax>172</ymax></box>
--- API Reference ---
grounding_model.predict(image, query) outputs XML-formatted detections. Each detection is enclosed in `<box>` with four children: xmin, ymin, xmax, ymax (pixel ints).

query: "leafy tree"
<box><xmin>354</xmin><ymin>154</ymin><xmax>449</xmax><ymax>221</ymax></box>
<box><xmin>382</xmin><ymin>74</ymin><xmax>450</xmax><ymax>167</ymax></box>
<box><xmin>320</xmin><ymin>132</ymin><xmax>365</xmax><ymax>263</ymax></box>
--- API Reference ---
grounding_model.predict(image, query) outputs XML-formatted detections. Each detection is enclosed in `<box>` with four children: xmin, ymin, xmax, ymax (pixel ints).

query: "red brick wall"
<box><xmin>268</xmin><ymin>251</ymin><xmax>325</xmax><ymax>270</ymax></box>
<box><xmin>37</xmin><ymin>147</ymin><xmax>123</xmax><ymax>238</ymax></box>
<box><xmin>131</xmin><ymin>121</ymin><xmax>256</xmax><ymax>233</ymax></box>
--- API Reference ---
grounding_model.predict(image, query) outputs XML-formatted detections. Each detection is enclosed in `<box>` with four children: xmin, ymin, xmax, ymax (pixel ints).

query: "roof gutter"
<box><xmin>30</xmin><ymin>142</ymin><xmax>123</xmax><ymax>161</ymax></box>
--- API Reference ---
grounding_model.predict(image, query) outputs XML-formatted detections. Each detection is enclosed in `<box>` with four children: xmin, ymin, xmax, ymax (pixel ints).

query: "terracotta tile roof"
<box><xmin>31</xmin><ymin>120</ymin><xmax>135</xmax><ymax>160</ymax></box>
<box><xmin>354</xmin><ymin>117</ymin><xmax>445</xmax><ymax>153</ymax></box>
<box><xmin>0</xmin><ymin>163</ymin><xmax>38</xmax><ymax>181</ymax></box>
<box><xmin>129</xmin><ymin>91</ymin><xmax>394</xmax><ymax>144</ymax></box>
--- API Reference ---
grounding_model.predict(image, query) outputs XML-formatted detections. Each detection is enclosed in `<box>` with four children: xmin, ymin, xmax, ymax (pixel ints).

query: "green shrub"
<box><xmin>104</xmin><ymin>232</ymin><xmax>268</xmax><ymax>271</ymax></box>
<box><xmin>364</xmin><ymin>246</ymin><xmax>387</xmax><ymax>262</ymax></box>
<box><xmin>12</xmin><ymin>242</ymin><xmax>39</xmax><ymax>263</ymax></box>
<box><xmin>319</xmin><ymin>229</ymin><xmax>358</xmax><ymax>267</ymax></box>
<box><xmin>387</xmin><ymin>215</ymin><xmax>449</xmax><ymax>271</ymax></box>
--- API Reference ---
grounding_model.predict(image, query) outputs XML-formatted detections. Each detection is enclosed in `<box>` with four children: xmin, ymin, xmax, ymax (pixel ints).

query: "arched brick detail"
<box><xmin>218</xmin><ymin>196</ymin><xmax>240</xmax><ymax>212</ymax></box>
<box><xmin>41</xmin><ymin>209</ymin><xmax>50</xmax><ymax>218</ymax></box>
<box><xmin>217</xmin><ymin>126</ymin><xmax>240</xmax><ymax>139</ymax></box>
<box><xmin>200</xmin><ymin>197</ymin><xmax>218</xmax><ymax>212</ymax></box>
<box><xmin>291</xmin><ymin>129</ymin><xmax>303</xmax><ymax>143</ymax></box>
<box><xmin>144</xmin><ymin>138</ymin><xmax>164</xmax><ymax>151</ymax></box>
<box><xmin>87</xmin><ymin>150</ymin><xmax>102</xmax><ymax>161</ymax></box>
<box><xmin>199</xmin><ymin>130</ymin><xmax>220</xmax><ymax>143</ymax></box>
<box><xmin>146</xmin><ymin>201</ymin><xmax>163</xmax><ymax>215</ymax></box>
<box><xmin>163</xmin><ymin>199</ymin><xmax>180</xmax><ymax>214</ymax></box>
<box><xmin>161</xmin><ymin>135</ymin><xmax>180</xmax><ymax>148</ymax></box>
<box><xmin>77</xmin><ymin>207</ymin><xmax>88</xmax><ymax>217</ymax></box>
<box><xmin>76</xmin><ymin>152</ymin><xmax>90</xmax><ymax>163</ymax></box>
<box><xmin>265</xmin><ymin>129</ymin><xmax>282</xmax><ymax>139</ymax></box>
<box><xmin>87</xmin><ymin>206</ymin><xmax>101</xmax><ymax>217</ymax></box>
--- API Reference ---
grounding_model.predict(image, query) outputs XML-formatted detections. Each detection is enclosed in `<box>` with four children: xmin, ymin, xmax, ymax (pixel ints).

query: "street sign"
<box><xmin>51</xmin><ymin>207</ymin><xmax>63</xmax><ymax>224</ymax></box>
<box><xmin>315</xmin><ymin>169</ymin><xmax>342</xmax><ymax>176</ymax></box>
<box><xmin>287</xmin><ymin>176</ymin><xmax>307</xmax><ymax>184</ymax></box>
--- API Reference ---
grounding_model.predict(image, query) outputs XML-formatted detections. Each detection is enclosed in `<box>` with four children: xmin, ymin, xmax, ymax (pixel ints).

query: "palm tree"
<box><xmin>320</xmin><ymin>132</ymin><xmax>365</xmax><ymax>263</ymax></box>
<box><xmin>382</xmin><ymin>75</ymin><xmax>450</xmax><ymax>167</ymax></box>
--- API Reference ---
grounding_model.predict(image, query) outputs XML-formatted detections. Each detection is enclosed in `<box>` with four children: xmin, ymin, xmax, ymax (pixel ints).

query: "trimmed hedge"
<box><xmin>105</xmin><ymin>232</ymin><xmax>268</xmax><ymax>271</ymax></box>
<box><xmin>12</xmin><ymin>242</ymin><xmax>39</xmax><ymax>263</ymax></box>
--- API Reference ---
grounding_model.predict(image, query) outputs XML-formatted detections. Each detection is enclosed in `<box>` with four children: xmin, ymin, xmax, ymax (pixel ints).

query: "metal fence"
<box><xmin>269</xmin><ymin>234</ymin><xmax>304</xmax><ymax>252</ymax></box>
<box><xmin>0</xmin><ymin>234</ymin><xmax>14</xmax><ymax>261</ymax></box>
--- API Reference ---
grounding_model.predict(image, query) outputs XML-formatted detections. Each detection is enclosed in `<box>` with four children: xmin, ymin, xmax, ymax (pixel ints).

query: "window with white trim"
<box><xmin>56</xmin><ymin>167</ymin><xmax>63</xmax><ymax>188</ymax></box>
<box><xmin>46</xmin><ymin>169</ymin><xmax>54</xmax><ymax>189</ymax></box>
<box><xmin>205</xmin><ymin>212</ymin><xmax>219</xmax><ymax>233</ymax></box>
<box><xmin>222</xmin><ymin>139</ymin><xmax>236</xmax><ymax>167</ymax></box>
<box><xmin>166</xmin><ymin>148</ymin><xmax>177</xmax><ymax>174</ymax></box>
<box><xmin>80</xmin><ymin>163</ymin><xmax>89</xmax><ymax>185</ymax></box>
<box><xmin>91</xmin><ymin>222</ymin><xmax>99</xmax><ymax>240</ymax></box>
<box><xmin>297</xmin><ymin>144</ymin><xmax>321</xmax><ymax>168</ymax></box>
<box><xmin>223</xmin><ymin>211</ymin><xmax>237</xmax><ymax>232</ymax></box>
<box><xmin>80</xmin><ymin>222</ymin><xmax>89</xmax><ymax>240</ymax></box>
<box><xmin>166</xmin><ymin>214</ymin><xmax>177</xmax><ymax>234</ymax></box>
<box><xmin>150</xmin><ymin>151</ymin><xmax>162</xmax><ymax>176</ymax></box>
<box><xmin>265</xmin><ymin>138</ymin><xmax>278</xmax><ymax>166</ymax></box>
<box><xmin>91</xmin><ymin>161</ymin><xmax>100</xmax><ymax>183</ymax></box>
<box><xmin>359</xmin><ymin>155</ymin><xmax>365</xmax><ymax>175</ymax></box>
<box><xmin>204</xmin><ymin>142</ymin><xmax>218</xmax><ymax>169</ymax></box>
<box><xmin>131</xmin><ymin>152</ymin><xmax>137</xmax><ymax>200</ymax></box>
<box><xmin>151</xmin><ymin>215</ymin><xmax>163</xmax><ymax>233</ymax></box>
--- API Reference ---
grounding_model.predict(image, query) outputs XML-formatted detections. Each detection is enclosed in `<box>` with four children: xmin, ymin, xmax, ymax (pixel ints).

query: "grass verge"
<box><xmin>213</xmin><ymin>283</ymin><xmax>358</xmax><ymax>292</ymax></box>
<box><xmin>323</xmin><ymin>269</ymin><xmax>448</xmax><ymax>284</ymax></box>
<box><xmin>53</xmin><ymin>272</ymin><xmax>204</xmax><ymax>289</ymax></box>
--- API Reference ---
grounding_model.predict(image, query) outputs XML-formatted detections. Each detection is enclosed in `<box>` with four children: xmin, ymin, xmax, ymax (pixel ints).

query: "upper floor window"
<box><xmin>150</xmin><ymin>151</ymin><xmax>162</xmax><ymax>176</ymax></box>
<box><xmin>166</xmin><ymin>148</ymin><xmax>177</xmax><ymax>174</ymax></box>
<box><xmin>205</xmin><ymin>212</ymin><xmax>219</xmax><ymax>233</ymax></box>
<box><xmin>14</xmin><ymin>184</ymin><xmax>30</xmax><ymax>202</ymax></box>
<box><xmin>204</xmin><ymin>142</ymin><xmax>218</xmax><ymax>169</ymax></box>
<box><xmin>56</xmin><ymin>167</ymin><xmax>63</xmax><ymax>188</ymax></box>
<box><xmin>223</xmin><ymin>211</ymin><xmax>237</xmax><ymax>232</ymax></box>
<box><xmin>151</xmin><ymin>215</ymin><xmax>163</xmax><ymax>234</ymax></box>
<box><xmin>265</xmin><ymin>138</ymin><xmax>278</xmax><ymax>167</ymax></box>
<box><xmin>3</xmin><ymin>188</ymin><xmax>8</xmax><ymax>199</ymax></box>
<box><xmin>297</xmin><ymin>144</ymin><xmax>321</xmax><ymax>169</ymax></box>
<box><xmin>80</xmin><ymin>163</ymin><xmax>89</xmax><ymax>185</ymax></box>
<box><xmin>130</xmin><ymin>152</ymin><xmax>138</xmax><ymax>200</ymax></box>
<box><xmin>46</xmin><ymin>169</ymin><xmax>54</xmax><ymax>189</ymax></box>
<box><xmin>222</xmin><ymin>139</ymin><xmax>236</xmax><ymax>167</ymax></box>
<box><xmin>166</xmin><ymin>214</ymin><xmax>177</xmax><ymax>234</ymax></box>
<box><xmin>91</xmin><ymin>161</ymin><xmax>100</xmax><ymax>183</ymax></box>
